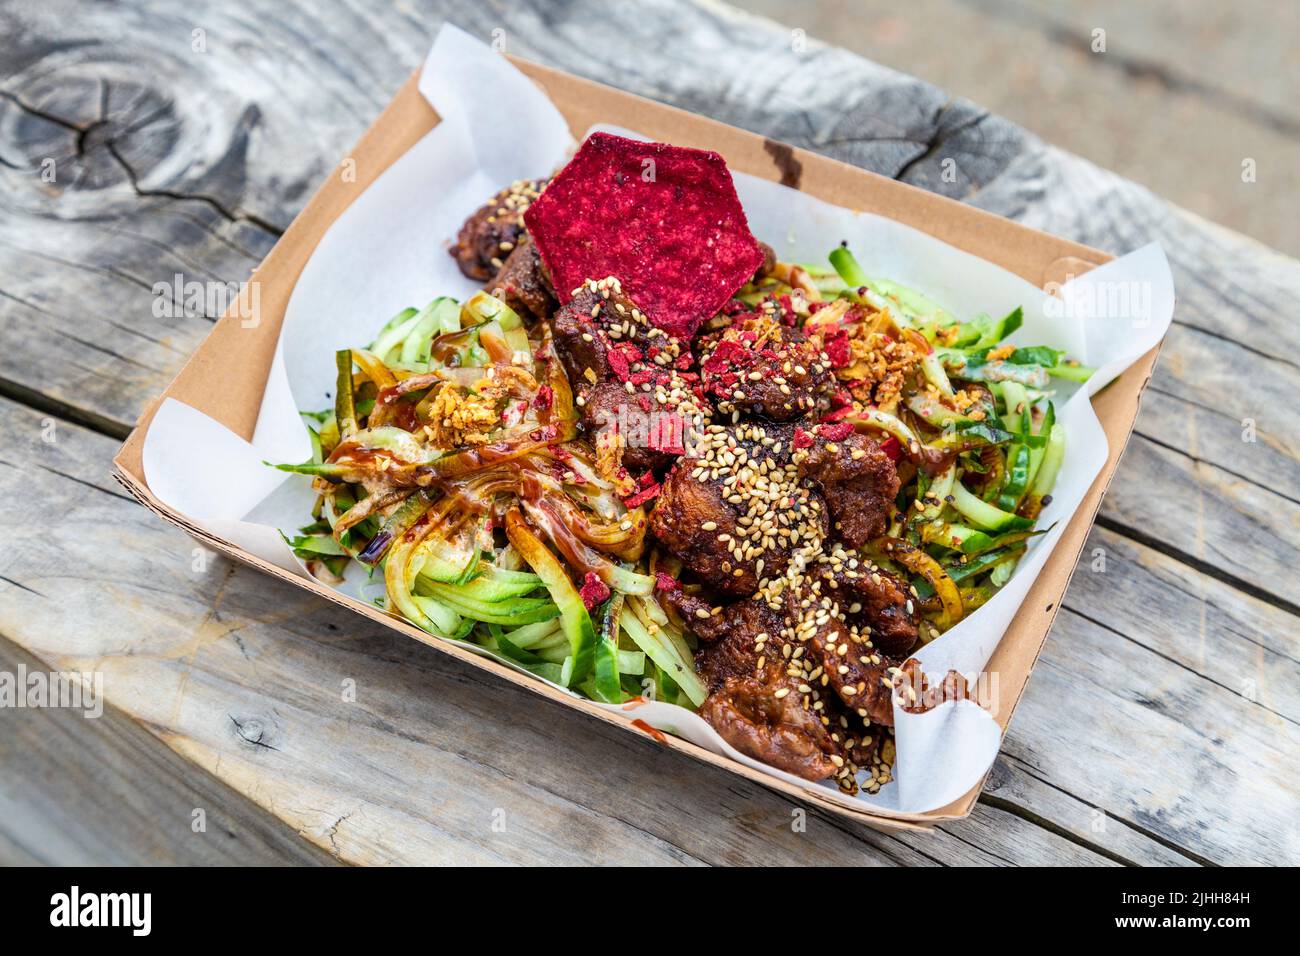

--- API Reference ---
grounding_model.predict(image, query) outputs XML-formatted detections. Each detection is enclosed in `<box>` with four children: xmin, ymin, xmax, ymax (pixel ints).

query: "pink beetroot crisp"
<box><xmin>523</xmin><ymin>132</ymin><xmax>765</xmax><ymax>340</ymax></box>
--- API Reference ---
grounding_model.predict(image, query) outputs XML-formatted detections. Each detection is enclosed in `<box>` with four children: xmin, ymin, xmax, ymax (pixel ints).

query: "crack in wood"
<box><xmin>1094</xmin><ymin>514</ymin><xmax>1300</xmax><ymax>619</ymax></box>
<box><xmin>1</xmin><ymin>88</ymin><xmax>284</xmax><ymax>238</ymax></box>
<box><xmin>0</xmin><ymin>375</ymin><xmax>131</xmax><ymax>440</ymax></box>
<box><xmin>0</xmin><ymin>575</ymin><xmax>46</xmax><ymax>598</ymax></box>
<box><xmin>103</xmin><ymin>140</ymin><xmax>285</xmax><ymax>239</ymax></box>
<box><xmin>1062</xmin><ymin>607</ymin><xmax>1299</xmax><ymax>728</ymax></box>
<box><xmin>995</xmin><ymin>753</ymin><xmax>1218</xmax><ymax>867</ymax></box>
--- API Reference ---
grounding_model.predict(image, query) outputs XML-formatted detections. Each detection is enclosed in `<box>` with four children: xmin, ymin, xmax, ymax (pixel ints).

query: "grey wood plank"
<box><xmin>0</xmin><ymin>635</ymin><xmax>339</xmax><ymax>866</ymax></box>
<box><xmin>1104</xmin><ymin>434</ymin><xmax>1299</xmax><ymax>611</ymax></box>
<box><xmin>731</xmin><ymin>0</ymin><xmax>1300</xmax><ymax>258</ymax></box>
<box><xmin>0</xmin><ymin>395</ymin><xmax>1120</xmax><ymax>865</ymax></box>
<box><xmin>980</xmin><ymin>757</ymin><xmax>1199</xmax><ymax>867</ymax></box>
<box><xmin>1136</xmin><ymin>384</ymin><xmax>1297</xmax><ymax>519</ymax></box>
<box><xmin>1006</xmin><ymin>526</ymin><xmax>1299</xmax><ymax>865</ymax></box>
<box><xmin>1005</xmin><ymin>606</ymin><xmax>1297</xmax><ymax>867</ymax></box>
<box><xmin>1070</xmin><ymin>527</ymin><xmax>1300</xmax><ymax>725</ymax></box>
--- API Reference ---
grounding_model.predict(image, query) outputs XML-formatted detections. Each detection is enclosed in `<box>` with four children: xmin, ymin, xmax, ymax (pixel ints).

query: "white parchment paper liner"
<box><xmin>143</xmin><ymin>25</ymin><xmax>1174</xmax><ymax>814</ymax></box>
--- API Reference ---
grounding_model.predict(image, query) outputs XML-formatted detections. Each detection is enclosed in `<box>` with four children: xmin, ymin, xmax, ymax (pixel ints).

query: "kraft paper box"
<box><xmin>113</xmin><ymin>28</ymin><xmax>1168</xmax><ymax>832</ymax></box>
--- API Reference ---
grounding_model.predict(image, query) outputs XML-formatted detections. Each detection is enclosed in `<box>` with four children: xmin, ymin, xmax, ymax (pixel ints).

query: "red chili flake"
<box><xmin>675</xmin><ymin>352</ymin><xmax>694</xmax><ymax>371</ymax></box>
<box><xmin>607</xmin><ymin>347</ymin><xmax>631</xmax><ymax>382</ymax></box>
<box><xmin>648</xmin><ymin>412</ymin><xmax>685</xmax><ymax>454</ymax></box>
<box><xmin>830</xmin><ymin>389</ymin><xmax>852</xmax><ymax>409</ymax></box>
<box><xmin>778</xmin><ymin>294</ymin><xmax>797</xmax><ymax>326</ymax></box>
<box><xmin>792</xmin><ymin>426</ymin><xmax>814</xmax><ymax>450</ymax></box>
<box><xmin>820</xmin><ymin>404</ymin><xmax>852</xmax><ymax>423</ymax></box>
<box><xmin>701</xmin><ymin>338</ymin><xmax>747</xmax><ymax>373</ymax></box>
<box><xmin>700</xmin><ymin>339</ymin><xmax>753</xmax><ymax>395</ymax></box>
<box><xmin>622</xmin><ymin>480</ymin><xmax>661</xmax><ymax>508</ymax></box>
<box><xmin>523</xmin><ymin>132</ymin><xmax>764</xmax><ymax>339</ymax></box>
<box><xmin>654</xmin><ymin>571</ymin><xmax>680</xmax><ymax>592</ymax></box>
<box><xmin>822</xmin><ymin>328</ymin><xmax>852</xmax><ymax>369</ymax></box>
<box><xmin>579</xmin><ymin>572</ymin><xmax>611</xmax><ymax>611</ymax></box>
<box><xmin>816</xmin><ymin>421</ymin><xmax>854</xmax><ymax>442</ymax></box>
<box><xmin>637</xmin><ymin>395</ymin><xmax>652</xmax><ymax>412</ymax></box>
<box><xmin>621</xmin><ymin>469</ymin><xmax>661</xmax><ymax>507</ymax></box>
<box><xmin>880</xmin><ymin>436</ymin><xmax>902</xmax><ymax>461</ymax></box>
<box><xmin>533</xmin><ymin>385</ymin><xmax>554</xmax><ymax>410</ymax></box>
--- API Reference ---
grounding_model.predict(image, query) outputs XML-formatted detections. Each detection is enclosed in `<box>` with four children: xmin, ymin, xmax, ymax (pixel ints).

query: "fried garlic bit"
<box><xmin>805</xmin><ymin>300</ymin><xmax>922</xmax><ymax>415</ymax></box>
<box><xmin>423</xmin><ymin>378</ymin><xmax>501</xmax><ymax>447</ymax></box>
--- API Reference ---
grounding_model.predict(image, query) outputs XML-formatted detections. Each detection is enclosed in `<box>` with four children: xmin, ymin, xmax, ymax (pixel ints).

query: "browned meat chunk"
<box><xmin>652</xmin><ymin>462</ymin><xmax>751</xmax><ymax>593</ymax></box>
<box><xmin>580</xmin><ymin>382</ymin><xmax>674</xmax><ymax>473</ymax></box>
<box><xmin>837</xmin><ymin>716</ymin><xmax>885</xmax><ymax>769</ymax></box>
<box><xmin>650</xmin><ymin>423</ymin><xmax>827</xmax><ymax>596</ymax></box>
<box><xmin>813</xmin><ymin>678</ymin><xmax>887</xmax><ymax>769</ymax></box>
<box><xmin>686</xmin><ymin>597</ymin><xmax>834</xmax><ymax>782</ymax></box>
<box><xmin>451</xmin><ymin>179</ymin><xmax>545</xmax><ymax>281</ymax></box>
<box><xmin>552</xmin><ymin>281</ymin><xmax>701</xmax><ymax>475</ymax></box>
<box><xmin>659</xmin><ymin>587</ymin><xmax>720</xmax><ymax>641</ymax></box>
<box><xmin>699</xmin><ymin>670</ymin><xmax>840</xmax><ymax>781</ymax></box>
<box><xmin>779</xmin><ymin>557</ymin><xmax>916</xmax><ymax>726</ymax></box>
<box><xmin>697</xmin><ymin>313</ymin><xmax>832</xmax><ymax>421</ymax></box>
<box><xmin>691</xmin><ymin>598</ymin><xmax>789</xmax><ymax>691</ymax></box>
<box><xmin>487</xmin><ymin>240</ymin><xmax>554</xmax><ymax>322</ymax></box>
<box><xmin>816</xmin><ymin>554</ymin><xmax>919</xmax><ymax>657</ymax></box>
<box><xmin>811</xmin><ymin>546</ymin><xmax>925</xmax><ymax>658</ymax></box>
<box><xmin>895</xmin><ymin>659</ymin><xmax>976</xmax><ymax>714</ymax></box>
<box><xmin>686</xmin><ymin>591</ymin><xmax>893</xmax><ymax>788</ymax></box>
<box><xmin>842</xmin><ymin>658</ymin><xmax>900</xmax><ymax>727</ymax></box>
<box><xmin>795</xmin><ymin>431</ymin><xmax>899</xmax><ymax>548</ymax></box>
<box><xmin>548</xmin><ymin>286</ymin><xmax>624</xmax><ymax>387</ymax></box>
<box><xmin>803</xmin><ymin>612</ymin><xmax>901</xmax><ymax>727</ymax></box>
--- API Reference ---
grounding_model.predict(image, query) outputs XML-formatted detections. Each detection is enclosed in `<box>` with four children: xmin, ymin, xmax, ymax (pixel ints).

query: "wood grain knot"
<box><xmin>0</xmin><ymin>50</ymin><xmax>258</xmax><ymax>221</ymax></box>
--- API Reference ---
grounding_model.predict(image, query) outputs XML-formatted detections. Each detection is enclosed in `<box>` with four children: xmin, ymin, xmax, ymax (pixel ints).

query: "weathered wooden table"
<box><xmin>1</xmin><ymin>0</ymin><xmax>1295</xmax><ymax>866</ymax></box>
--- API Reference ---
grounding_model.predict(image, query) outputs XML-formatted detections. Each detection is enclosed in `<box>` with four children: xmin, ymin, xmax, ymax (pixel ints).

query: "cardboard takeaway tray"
<box><xmin>113</xmin><ymin>57</ymin><xmax>1157</xmax><ymax>832</ymax></box>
